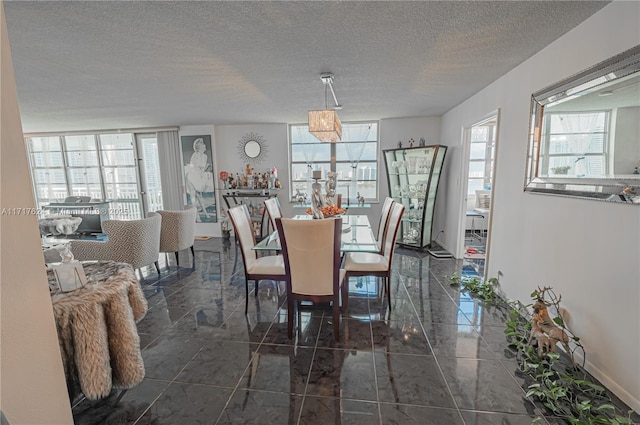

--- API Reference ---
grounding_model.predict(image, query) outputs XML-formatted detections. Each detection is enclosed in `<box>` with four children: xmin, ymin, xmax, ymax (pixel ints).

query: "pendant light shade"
<box><xmin>308</xmin><ymin>109</ymin><xmax>342</xmax><ymax>143</ymax></box>
<box><xmin>308</xmin><ymin>73</ymin><xmax>342</xmax><ymax>143</ymax></box>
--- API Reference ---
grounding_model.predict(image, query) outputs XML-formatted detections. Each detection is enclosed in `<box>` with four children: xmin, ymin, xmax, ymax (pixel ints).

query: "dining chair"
<box><xmin>263</xmin><ymin>197</ymin><xmax>282</xmax><ymax>232</ymax></box>
<box><xmin>275</xmin><ymin>217</ymin><xmax>345</xmax><ymax>340</ymax></box>
<box><xmin>343</xmin><ymin>202</ymin><xmax>405</xmax><ymax>311</ymax></box>
<box><xmin>376</xmin><ymin>197</ymin><xmax>395</xmax><ymax>252</ymax></box>
<box><xmin>228</xmin><ymin>204</ymin><xmax>286</xmax><ymax>314</ymax></box>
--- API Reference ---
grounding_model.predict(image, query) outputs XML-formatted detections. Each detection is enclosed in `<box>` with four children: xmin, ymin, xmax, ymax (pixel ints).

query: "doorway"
<box><xmin>458</xmin><ymin>113</ymin><xmax>498</xmax><ymax>277</ymax></box>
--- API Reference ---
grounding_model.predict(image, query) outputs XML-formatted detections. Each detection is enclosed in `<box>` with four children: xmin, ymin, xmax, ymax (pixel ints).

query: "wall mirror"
<box><xmin>525</xmin><ymin>44</ymin><xmax>640</xmax><ymax>203</ymax></box>
<box><xmin>244</xmin><ymin>140</ymin><xmax>261</xmax><ymax>158</ymax></box>
<box><xmin>237</xmin><ymin>132</ymin><xmax>268</xmax><ymax>165</ymax></box>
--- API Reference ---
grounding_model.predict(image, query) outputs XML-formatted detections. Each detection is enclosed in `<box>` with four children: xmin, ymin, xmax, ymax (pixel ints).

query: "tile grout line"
<box><xmin>397</xmin><ymin>266</ymin><xmax>469</xmax><ymax>425</ymax></box>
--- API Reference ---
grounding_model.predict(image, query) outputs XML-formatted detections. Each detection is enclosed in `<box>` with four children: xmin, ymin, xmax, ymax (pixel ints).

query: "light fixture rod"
<box><xmin>321</xmin><ymin>73</ymin><xmax>341</xmax><ymax>108</ymax></box>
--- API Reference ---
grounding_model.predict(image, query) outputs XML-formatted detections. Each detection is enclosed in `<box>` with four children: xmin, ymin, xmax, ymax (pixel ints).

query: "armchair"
<box><xmin>157</xmin><ymin>205</ymin><xmax>197</xmax><ymax>266</ymax></box>
<box><xmin>70</xmin><ymin>213</ymin><xmax>162</xmax><ymax>275</ymax></box>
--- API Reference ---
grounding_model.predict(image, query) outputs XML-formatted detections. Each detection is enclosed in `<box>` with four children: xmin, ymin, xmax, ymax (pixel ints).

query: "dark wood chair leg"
<box><xmin>244</xmin><ymin>280</ymin><xmax>250</xmax><ymax>314</ymax></box>
<box><xmin>386</xmin><ymin>276</ymin><xmax>391</xmax><ymax>310</ymax></box>
<box><xmin>341</xmin><ymin>277</ymin><xmax>349</xmax><ymax>313</ymax></box>
<box><xmin>255</xmin><ymin>280</ymin><xmax>259</xmax><ymax>297</ymax></box>
<box><xmin>174</xmin><ymin>251</ymin><xmax>179</xmax><ymax>266</ymax></box>
<box><xmin>154</xmin><ymin>261</ymin><xmax>161</xmax><ymax>275</ymax></box>
<box><xmin>190</xmin><ymin>245</ymin><xmax>195</xmax><ymax>262</ymax></box>
<box><xmin>333</xmin><ymin>298</ymin><xmax>340</xmax><ymax>340</ymax></box>
<box><xmin>287</xmin><ymin>297</ymin><xmax>295</xmax><ymax>339</ymax></box>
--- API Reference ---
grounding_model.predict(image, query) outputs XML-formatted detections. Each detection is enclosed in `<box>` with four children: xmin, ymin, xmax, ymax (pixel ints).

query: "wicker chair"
<box><xmin>157</xmin><ymin>205</ymin><xmax>197</xmax><ymax>266</ymax></box>
<box><xmin>70</xmin><ymin>212</ymin><xmax>162</xmax><ymax>275</ymax></box>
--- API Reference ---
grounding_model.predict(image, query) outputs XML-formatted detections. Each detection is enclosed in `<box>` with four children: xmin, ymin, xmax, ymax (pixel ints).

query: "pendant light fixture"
<box><xmin>308</xmin><ymin>72</ymin><xmax>342</xmax><ymax>143</ymax></box>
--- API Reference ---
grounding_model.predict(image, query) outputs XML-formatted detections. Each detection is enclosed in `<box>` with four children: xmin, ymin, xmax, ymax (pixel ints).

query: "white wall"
<box><xmin>440</xmin><ymin>1</ymin><xmax>640</xmax><ymax>411</ymax></box>
<box><xmin>0</xmin><ymin>3</ymin><xmax>73</xmax><ymax>423</ymax></box>
<box><xmin>213</xmin><ymin>124</ymin><xmax>291</xmax><ymax>223</ymax></box>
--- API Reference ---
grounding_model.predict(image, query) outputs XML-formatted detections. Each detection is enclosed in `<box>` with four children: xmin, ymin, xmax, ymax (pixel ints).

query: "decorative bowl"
<box><xmin>305</xmin><ymin>206</ymin><xmax>346</xmax><ymax>217</ymax></box>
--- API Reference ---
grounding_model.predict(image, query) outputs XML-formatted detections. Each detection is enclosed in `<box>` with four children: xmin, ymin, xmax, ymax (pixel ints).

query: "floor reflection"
<box><xmin>69</xmin><ymin>239</ymin><xmax>631</xmax><ymax>425</ymax></box>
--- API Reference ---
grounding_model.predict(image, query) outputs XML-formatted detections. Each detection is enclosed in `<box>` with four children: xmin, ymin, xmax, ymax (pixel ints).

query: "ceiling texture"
<box><xmin>3</xmin><ymin>1</ymin><xmax>610</xmax><ymax>134</ymax></box>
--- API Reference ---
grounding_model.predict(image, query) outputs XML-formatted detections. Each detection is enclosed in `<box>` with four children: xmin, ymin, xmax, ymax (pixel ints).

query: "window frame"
<box><xmin>540</xmin><ymin>110</ymin><xmax>610</xmax><ymax>177</ymax></box>
<box><xmin>288</xmin><ymin>121</ymin><xmax>379</xmax><ymax>203</ymax></box>
<box><xmin>26</xmin><ymin>132</ymin><xmax>158</xmax><ymax>220</ymax></box>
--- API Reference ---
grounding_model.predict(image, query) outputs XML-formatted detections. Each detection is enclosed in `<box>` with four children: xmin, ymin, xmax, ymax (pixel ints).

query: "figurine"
<box><xmin>325</xmin><ymin>172</ymin><xmax>337</xmax><ymax>206</ymax></box>
<box><xmin>530</xmin><ymin>300</ymin><xmax>572</xmax><ymax>358</ymax></box>
<box><xmin>419</xmin><ymin>137</ymin><xmax>426</xmax><ymax>147</ymax></box>
<box><xmin>408</xmin><ymin>138</ymin><xmax>415</xmax><ymax>148</ymax></box>
<box><xmin>294</xmin><ymin>187</ymin><xmax>306</xmax><ymax>205</ymax></box>
<box><xmin>357</xmin><ymin>192</ymin><xmax>365</xmax><ymax>206</ymax></box>
<box><xmin>56</xmin><ymin>244</ymin><xmax>74</xmax><ymax>263</ymax></box>
<box><xmin>397</xmin><ymin>140</ymin><xmax>402</xmax><ymax>148</ymax></box>
<box><xmin>311</xmin><ymin>175</ymin><xmax>326</xmax><ymax>218</ymax></box>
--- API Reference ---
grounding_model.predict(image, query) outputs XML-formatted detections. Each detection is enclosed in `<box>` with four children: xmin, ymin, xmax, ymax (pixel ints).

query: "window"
<box><xmin>26</xmin><ymin>132</ymin><xmax>163</xmax><ymax>219</ymax></box>
<box><xmin>467</xmin><ymin>122</ymin><xmax>496</xmax><ymax>201</ymax></box>
<box><xmin>289</xmin><ymin>122</ymin><xmax>378</xmax><ymax>203</ymax></box>
<box><xmin>542</xmin><ymin>111</ymin><xmax>609</xmax><ymax>176</ymax></box>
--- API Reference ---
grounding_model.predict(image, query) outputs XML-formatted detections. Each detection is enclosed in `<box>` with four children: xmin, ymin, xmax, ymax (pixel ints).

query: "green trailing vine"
<box><xmin>449</xmin><ymin>274</ymin><xmax>635</xmax><ymax>425</ymax></box>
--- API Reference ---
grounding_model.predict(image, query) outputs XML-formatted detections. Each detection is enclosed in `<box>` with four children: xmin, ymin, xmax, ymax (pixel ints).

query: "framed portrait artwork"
<box><xmin>181</xmin><ymin>135</ymin><xmax>217</xmax><ymax>223</ymax></box>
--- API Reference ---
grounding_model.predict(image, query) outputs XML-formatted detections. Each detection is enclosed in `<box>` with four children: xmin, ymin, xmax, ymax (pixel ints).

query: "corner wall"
<box><xmin>0</xmin><ymin>2</ymin><xmax>73</xmax><ymax>423</ymax></box>
<box><xmin>440</xmin><ymin>1</ymin><xmax>640</xmax><ymax>411</ymax></box>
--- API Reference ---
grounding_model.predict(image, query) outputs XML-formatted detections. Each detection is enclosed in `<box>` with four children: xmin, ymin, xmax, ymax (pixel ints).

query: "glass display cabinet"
<box><xmin>383</xmin><ymin>145</ymin><xmax>447</xmax><ymax>249</ymax></box>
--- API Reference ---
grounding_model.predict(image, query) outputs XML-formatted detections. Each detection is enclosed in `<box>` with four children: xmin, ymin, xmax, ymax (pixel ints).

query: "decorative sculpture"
<box><xmin>325</xmin><ymin>171</ymin><xmax>337</xmax><ymax>206</ymax></box>
<box><xmin>530</xmin><ymin>300</ymin><xmax>571</xmax><ymax>357</ymax></box>
<box><xmin>310</xmin><ymin>171</ymin><xmax>325</xmax><ymax>219</ymax></box>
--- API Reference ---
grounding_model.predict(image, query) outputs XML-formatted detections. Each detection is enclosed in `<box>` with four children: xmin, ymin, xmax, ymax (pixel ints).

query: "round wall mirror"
<box><xmin>238</xmin><ymin>132</ymin><xmax>268</xmax><ymax>165</ymax></box>
<box><xmin>244</xmin><ymin>140</ymin><xmax>261</xmax><ymax>158</ymax></box>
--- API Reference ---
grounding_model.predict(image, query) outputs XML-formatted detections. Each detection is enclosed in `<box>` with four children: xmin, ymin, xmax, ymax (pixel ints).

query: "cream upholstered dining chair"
<box><xmin>275</xmin><ymin>217</ymin><xmax>345</xmax><ymax>340</ymax></box>
<box><xmin>376</xmin><ymin>197</ymin><xmax>395</xmax><ymax>251</ymax></box>
<box><xmin>70</xmin><ymin>212</ymin><xmax>162</xmax><ymax>275</ymax></box>
<box><xmin>157</xmin><ymin>205</ymin><xmax>197</xmax><ymax>266</ymax></box>
<box><xmin>263</xmin><ymin>197</ymin><xmax>282</xmax><ymax>232</ymax></box>
<box><xmin>343</xmin><ymin>202</ymin><xmax>405</xmax><ymax>311</ymax></box>
<box><xmin>228</xmin><ymin>204</ymin><xmax>286</xmax><ymax>314</ymax></box>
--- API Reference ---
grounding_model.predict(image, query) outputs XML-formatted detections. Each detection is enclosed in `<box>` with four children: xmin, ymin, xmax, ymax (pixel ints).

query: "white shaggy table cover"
<box><xmin>49</xmin><ymin>261</ymin><xmax>148</xmax><ymax>400</ymax></box>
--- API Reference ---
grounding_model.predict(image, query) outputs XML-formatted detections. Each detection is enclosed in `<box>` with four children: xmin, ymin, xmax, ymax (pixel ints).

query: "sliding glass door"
<box><xmin>27</xmin><ymin>131</ymin><xmax>163</xmax><ymax>219</ymax></box>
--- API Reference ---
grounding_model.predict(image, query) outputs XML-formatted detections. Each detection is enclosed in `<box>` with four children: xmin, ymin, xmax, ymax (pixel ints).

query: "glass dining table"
<box><xmin>252</xmin><ymin>215</ymin><xmax>379</xmax><ymax>253</ymax></box>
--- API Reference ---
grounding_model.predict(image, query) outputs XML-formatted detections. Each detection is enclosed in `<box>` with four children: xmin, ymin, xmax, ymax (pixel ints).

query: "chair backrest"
<box><xmin>263</xmin><ymin>197</ymin><xmax>282</xmax><ymax>231</ymax></box>
<box><xmin>157</xmin><ymin>205</ymin><xmax>197</xmax><ymax>252</ymax></box>
<box><xmin>101</xmin><ymin>212</ymin><xmax>162</xmax><ymax>269</ymax></box>
<box><xmin>377</xmin><ymin>197</ymin><xmax>395</xmax><ymax>246</ymax></box>
<box><xmin>276</xmin><ymin>217</ymin><xmax>342</xmax><ymax>297</ymax></box>
<box><xmin>381</xmin><ymin>202</ymin><xmax>405</xmax><ymax>263</ymax></box>
<box><xmin>227</xmin><ymin>204</ymin><xmax>257</xmax><ymax>270</ymax></box>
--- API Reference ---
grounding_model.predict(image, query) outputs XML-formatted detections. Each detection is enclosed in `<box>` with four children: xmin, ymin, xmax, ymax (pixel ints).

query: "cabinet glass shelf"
<box><xmin>383</xmin><ymin>145</ymin><xmax>447</xmax><ymax>249</ymax></box>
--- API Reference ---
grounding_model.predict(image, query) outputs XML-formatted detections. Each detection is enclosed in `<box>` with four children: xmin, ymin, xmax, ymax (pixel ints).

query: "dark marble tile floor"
<box><xmin>71</xmin><ymin>238</ymin><xmax>637</xmax><ymax>425</ymax></box>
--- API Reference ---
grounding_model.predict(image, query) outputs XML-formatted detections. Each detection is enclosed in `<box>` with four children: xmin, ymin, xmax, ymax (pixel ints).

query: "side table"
<box><xmin>49</xmin><ymin>261</ymin><xmax>148</xmax><ymax>401</ymax></box>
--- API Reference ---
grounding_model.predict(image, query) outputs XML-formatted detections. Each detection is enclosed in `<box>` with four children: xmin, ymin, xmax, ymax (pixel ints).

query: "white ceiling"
<box><xmin>3</xmin><ymin>0</ymin><xmax>610</xmax><ymax>134</ymax></box>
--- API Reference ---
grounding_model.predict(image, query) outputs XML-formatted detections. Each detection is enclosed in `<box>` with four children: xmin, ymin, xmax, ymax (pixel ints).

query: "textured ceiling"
<box><xmin>3</xmin><ymin>1</ymin><xmax>610</xmax><ymax>133</ymax></box>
